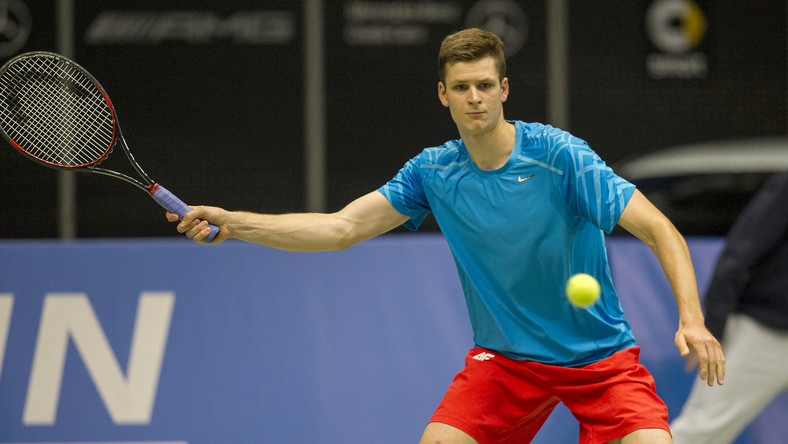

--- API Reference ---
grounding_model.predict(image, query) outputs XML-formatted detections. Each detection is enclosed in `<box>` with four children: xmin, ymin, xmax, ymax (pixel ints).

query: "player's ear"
<box><xmin>438</xmin><ymin>81</ymin><xmax>449</xmax><ymax>107</ymax></box>
<box><xmin>500</xmin><ymin>77</ymin><xmax>509</xmax><ymax>102</ymax></box>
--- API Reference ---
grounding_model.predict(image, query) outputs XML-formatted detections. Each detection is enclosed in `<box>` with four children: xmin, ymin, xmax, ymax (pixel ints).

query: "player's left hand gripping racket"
<box><xmin>0</xmin><ymin>51</ymin><xmax>218</xmax><ymax>242</ymax></box>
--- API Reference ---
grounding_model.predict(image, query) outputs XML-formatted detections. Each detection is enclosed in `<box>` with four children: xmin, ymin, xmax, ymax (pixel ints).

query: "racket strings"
<box><xmin>0</xmin><ymin>54</ymin><xmax>115</xmax><ymax>167</ymax></box>
<box><xmin>10</xmin><ymin>58</ymin><xmax>111</xmax><ymax>164</ymax></box>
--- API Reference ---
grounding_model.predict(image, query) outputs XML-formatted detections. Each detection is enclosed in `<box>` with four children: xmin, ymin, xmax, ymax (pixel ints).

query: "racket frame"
<box><xmin>0</xmin><ymin>51</ymin><xmax>219</xmax><ymax>242</ymax></box>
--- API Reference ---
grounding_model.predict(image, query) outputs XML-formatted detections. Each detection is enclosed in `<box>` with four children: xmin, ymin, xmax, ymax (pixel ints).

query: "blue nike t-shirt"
<box><xmin>378</xmin><ymin>121</ymin><xmax>637</xmax><ymax>366</ymax></box>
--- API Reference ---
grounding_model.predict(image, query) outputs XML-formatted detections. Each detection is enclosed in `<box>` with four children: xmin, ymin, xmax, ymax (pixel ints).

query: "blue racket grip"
<box><xmin>150</xmin><ymin>184</ymin><xmax>219</xmax><ymax>243</ymax></box>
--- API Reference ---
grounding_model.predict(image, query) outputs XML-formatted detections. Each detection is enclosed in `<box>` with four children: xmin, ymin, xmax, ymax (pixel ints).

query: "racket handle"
<box><xmin>150</xmin><ymin>184</ymin><xmax>219</xmax><ymax>243</ymax></box>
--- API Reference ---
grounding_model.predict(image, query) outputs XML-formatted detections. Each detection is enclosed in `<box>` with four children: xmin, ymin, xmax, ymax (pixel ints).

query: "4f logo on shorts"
<box><xmin>472</xmin><ymin>352</ymin><xmax>495</xmax><ymax>361</ymax></box>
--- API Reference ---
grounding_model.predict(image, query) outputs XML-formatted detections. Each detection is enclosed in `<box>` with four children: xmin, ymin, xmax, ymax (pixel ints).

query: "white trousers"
<box><xmin>670</xmin><ymin>313</ymin><xmax>788</xmax><ymax>444</ymax></box>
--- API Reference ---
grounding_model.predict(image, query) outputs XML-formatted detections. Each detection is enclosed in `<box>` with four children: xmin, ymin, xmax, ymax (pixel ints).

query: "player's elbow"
<box><xmin>332</xmin><ymin>235</ymin><xmax>357</xmax><ymax>251</ymax></box>
<box><xmin>324</xmin><ymin>217</ymin><xmax>366</xmax><ymax>251</ymax></box>
<box><xmin>644</xmin><ymin>215</ymin><xmax>686</xmax><ymax>256</ymax></box>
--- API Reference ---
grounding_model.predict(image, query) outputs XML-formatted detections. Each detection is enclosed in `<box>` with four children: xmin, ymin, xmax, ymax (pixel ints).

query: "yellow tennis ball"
<box><xmin>566</xmin><ymin>273</ymin><xmax>601</xmax><ymax>307</ymax></box>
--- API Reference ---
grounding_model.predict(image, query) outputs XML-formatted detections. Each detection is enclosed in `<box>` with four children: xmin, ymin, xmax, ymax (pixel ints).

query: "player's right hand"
<box><xmin>166</xmin><ymin>205</ymin><xmax>229</xmax><ymax>244</ymax></box>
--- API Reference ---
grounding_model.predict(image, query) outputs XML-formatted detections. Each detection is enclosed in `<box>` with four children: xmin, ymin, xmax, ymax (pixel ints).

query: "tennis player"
<box><xmin>171</xmin><ymin>28</ymin><xmax>724</xmax><ymax>444</ymax></box>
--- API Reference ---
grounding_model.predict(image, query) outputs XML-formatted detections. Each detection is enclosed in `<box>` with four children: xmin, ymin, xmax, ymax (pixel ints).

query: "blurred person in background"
<box><xmin>670</xmin><ymin>171</ymin><xmax>788</xmax><ymax>443</ymax></box>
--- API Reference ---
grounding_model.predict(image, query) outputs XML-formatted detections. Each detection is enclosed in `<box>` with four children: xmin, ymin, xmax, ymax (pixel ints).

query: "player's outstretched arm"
<box><xmin>618</xmin><ymin>189</ymin><xmax>725</xmax><ymax>387</ymax></box>
<box><xmin>168</xmin><ymin>191</ymin><xmax>409</xmax><ymax>252</ymax></box>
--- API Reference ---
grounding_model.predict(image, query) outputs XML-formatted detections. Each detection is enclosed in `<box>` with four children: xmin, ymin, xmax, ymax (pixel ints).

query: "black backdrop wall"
<box><xmin>1</xmin><ymin>0</ymin><xmax>785</xmax><ymax>238</ymax></box>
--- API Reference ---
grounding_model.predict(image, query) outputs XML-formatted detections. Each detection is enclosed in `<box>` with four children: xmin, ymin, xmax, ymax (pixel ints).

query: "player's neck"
<box><xmin>462</xmin><ymin>119</ymin><xmax>516</xmax><ymax>171</ymax></box>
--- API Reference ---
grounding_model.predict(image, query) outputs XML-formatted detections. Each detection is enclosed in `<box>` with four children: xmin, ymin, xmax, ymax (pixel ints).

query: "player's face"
<box><xmin>438</xmin><ymin>56</ymin><xmax>509</xmax><ymax>138</ymax></box>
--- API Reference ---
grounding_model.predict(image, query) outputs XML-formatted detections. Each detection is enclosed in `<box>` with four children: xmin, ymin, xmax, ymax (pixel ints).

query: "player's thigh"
<box><xmin>622</xmin><ymin>427</ymin><xmax>672</xmax><ymax>443</ymax></box>
<box><xmin>607</xmin><ymin>427</ymin><xmax>672</xmax><ymax>444</ymax></box>
<box><xmin>420</xmin><ymin>422</ymin><xmax>479</xmax><ymax>444</ymax></box>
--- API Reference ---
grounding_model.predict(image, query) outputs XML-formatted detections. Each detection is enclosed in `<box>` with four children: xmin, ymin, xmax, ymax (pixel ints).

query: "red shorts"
<box><xmin>429</xmin><ymin>346</ymin><xmax>669</xmax><ymax>444</ymax></box>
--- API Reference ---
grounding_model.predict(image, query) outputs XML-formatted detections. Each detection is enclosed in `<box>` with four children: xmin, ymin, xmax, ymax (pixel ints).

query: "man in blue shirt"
<box><xmin>378</xmin><ymin>119</ymin><xmax>636</xmax><ymax>367</ymax></box>
<box><xmin>172</xmin><ymin>28</ymin><xmax>724</xmax><ymax>444</ymax></box>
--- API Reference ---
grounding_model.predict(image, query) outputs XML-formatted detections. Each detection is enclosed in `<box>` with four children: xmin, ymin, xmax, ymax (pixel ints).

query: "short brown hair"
<box><xmin>438</xmin><ymin>28</ymin><xmax>506</xmax><ymax>84</ymax></box>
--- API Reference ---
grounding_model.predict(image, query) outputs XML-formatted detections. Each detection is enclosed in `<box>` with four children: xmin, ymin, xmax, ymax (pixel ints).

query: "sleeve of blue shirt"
<box><xmin>544</xmin><ymin>126</ymin><xmax>635</xmax><ymax>234</ymax></box>
<box><xmin>377</xmin><ymin>152</ymin><xmax>432</xmax><ymax>231</ymax></box>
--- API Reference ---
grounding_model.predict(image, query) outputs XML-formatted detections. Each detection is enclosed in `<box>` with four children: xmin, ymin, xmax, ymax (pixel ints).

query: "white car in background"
<box><xmin>613</xmin><ymin>137</ymin><xmax>788</xmax><ymax>236</ymax></box>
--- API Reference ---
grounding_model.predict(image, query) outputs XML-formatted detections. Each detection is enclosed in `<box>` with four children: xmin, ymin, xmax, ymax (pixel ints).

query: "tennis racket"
<box><xmin>0</xmin><ymin>51</ymin><xmax>218</xmax><ymax>242</ymax></box>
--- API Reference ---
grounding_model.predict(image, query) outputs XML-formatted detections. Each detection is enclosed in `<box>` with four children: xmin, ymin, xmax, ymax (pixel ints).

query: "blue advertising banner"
<box><xmin>0</xmin><ymin>235</ymin><xmax>468</xmax><ymax>443</ymax></box>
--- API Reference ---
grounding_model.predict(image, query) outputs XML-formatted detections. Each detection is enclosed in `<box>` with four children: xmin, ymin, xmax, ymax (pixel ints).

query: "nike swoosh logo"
<box><xmin>517</xmin><ymin>174</ymin><xmax>535</xmax><ymax>183</ymax></box>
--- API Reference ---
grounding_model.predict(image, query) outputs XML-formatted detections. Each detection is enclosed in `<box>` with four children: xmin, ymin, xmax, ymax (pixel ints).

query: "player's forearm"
<box><xmin>225</xmin><ymin>211</ymin><xmax>357</xmax><ymax>252</ymax></box>
<box><xmin>647</xmin><ymin>220</ymin><xmax>705</xmax><ymax>326</ymax></box>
